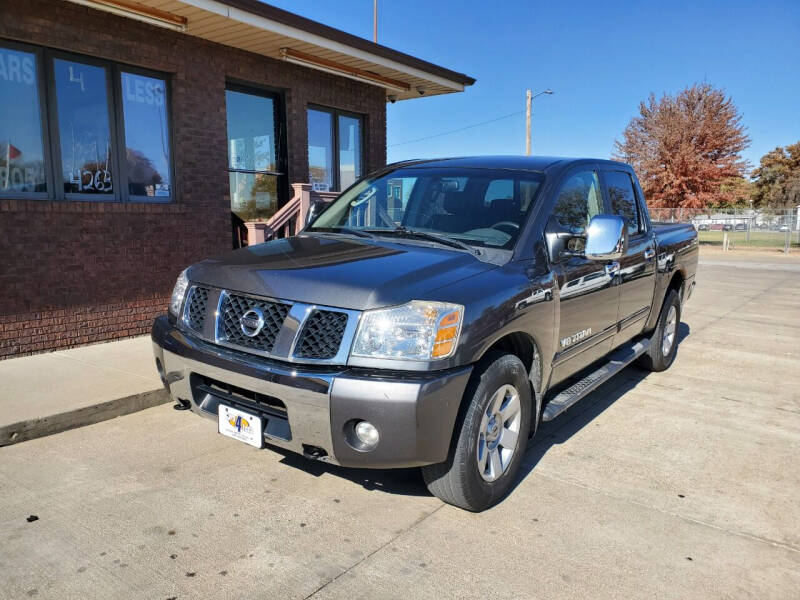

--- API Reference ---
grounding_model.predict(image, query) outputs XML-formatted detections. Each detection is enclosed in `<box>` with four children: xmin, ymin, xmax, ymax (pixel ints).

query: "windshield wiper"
<box><xmin>314</xmin><ymin>227</ymin><xmax>376</xmax><ymax>239</ymax></box>
<box><xmin>373</xmin><ymin>227</ymin><xmax>480</xmax><ymax>255</ymax></box>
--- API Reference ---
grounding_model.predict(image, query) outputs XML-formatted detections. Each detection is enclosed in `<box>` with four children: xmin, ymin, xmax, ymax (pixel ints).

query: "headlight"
<box><xmin>351</xmin><ymin>301</ymin><xmax>464</xmax><ymax>361</ymax></box>
<box><xmin>169</xmin><ymin>269</ymin><xmax>189</xmax><ymax>317</ymax></box>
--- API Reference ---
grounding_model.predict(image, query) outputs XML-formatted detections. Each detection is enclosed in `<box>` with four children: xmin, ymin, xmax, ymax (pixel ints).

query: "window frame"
<box><xmin>0</xmin><ymin>38</ymin><xmax>175</xmax><ymax>203</ymax></box>
<box><xmin>307</xmin><ymin>104</ymin><xmax>364</xmax><ymax>192</ymax></box>
<box><xmin>0</xmin><ymin>39</ymin><xmax>54</xmax><ymax>200</ymax></box>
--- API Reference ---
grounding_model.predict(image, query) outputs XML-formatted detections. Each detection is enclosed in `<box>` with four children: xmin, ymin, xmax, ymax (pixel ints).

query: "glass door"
<box><xmin>225</xmin><ymin>85</ymin><xmax>286</xmax><ymax>245</ymax></box>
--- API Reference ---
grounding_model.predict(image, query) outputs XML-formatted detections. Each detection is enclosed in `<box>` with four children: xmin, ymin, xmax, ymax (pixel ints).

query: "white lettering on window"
<box><xmin>67</xmin><ymin>169</ymin><xmax>112</xmax><ymax>193</ymax></box>
<box><xmin>0</xmin><ymin>52</ymin><xmax>35</xmax><ymax>85</ymax></box>
<box><xmin>125</xmin><ymin>74</ymin><xmax>164</xmax><ymax>106</ymax></box>
<box><xmin>68</xmin><ymin>66</ymin><xmax>85</xmax><ymax>92</ymax></box>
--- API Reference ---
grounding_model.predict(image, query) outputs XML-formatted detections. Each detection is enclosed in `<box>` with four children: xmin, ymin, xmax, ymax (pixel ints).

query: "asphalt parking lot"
<box><xmin>1</xmin><ymin>252</ymin><xmax>798</xmax><ymax>599</ymax></box>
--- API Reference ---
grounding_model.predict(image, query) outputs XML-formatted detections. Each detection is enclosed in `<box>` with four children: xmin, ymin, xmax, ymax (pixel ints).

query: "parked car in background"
<box><xmin>735</xmin><ymin>223</ymin><xmax>746</xmax><ymax>231</ymax></box>
<box><xmin>779</xmin><ymin>225</ymin><xmax>790</xmax><ymax>232</ymax></box>
<box><xmin>697</xmin><ymin>223</ymin><xmax>709</xmax><ymax>231</ymax></box>
<box><xmin>722</xmin><ymin>224</ymin><xmax>733</xmax><ymax>231</ymax></box>
<box><xmin>153</xmin><ymin>156</ymin><xmax>699</xmax><ymax>511</ymax></box>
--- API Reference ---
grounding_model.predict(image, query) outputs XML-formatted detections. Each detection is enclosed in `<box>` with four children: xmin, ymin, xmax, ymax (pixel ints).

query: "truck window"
<box><xmin>605</xmin><ymin>171</ymin><xmax>641</xmax><ymax>235</ymax></box>
<box><xmin>552</xmin><ymin>170</ymin><xmax>603</xmax><ymax>234</ymax></box>
<box><xmin>484</xmin><ymin>179</ymin><xmax>513</xmax><ymax>206</ymax></box>
<box><xmin>311</xmin><ymin>167</ymin><xmax>544</xmax><ymax>250</ymax></box>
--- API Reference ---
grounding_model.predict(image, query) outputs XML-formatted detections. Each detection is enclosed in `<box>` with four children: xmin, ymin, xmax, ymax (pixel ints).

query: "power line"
<box><xmin>389</xmin><ymin>109</ymin><xmax>525</xmax><ymax>147</ymax></box>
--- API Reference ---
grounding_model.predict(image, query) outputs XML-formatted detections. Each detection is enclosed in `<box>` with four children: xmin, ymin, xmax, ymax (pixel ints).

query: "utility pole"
<box><xmin>525</xmin><ymin>90</ymin><xmax>532</xmax><ymax>156</ymax></box>
<box><xmin>373</xmin><ymin>0</ymin><xmax>378</xmax><ymax>43</ymax></box>
<box><xmin>525</xmin><ymin>89</ymin><xmax>553</xmax><ymax>156</ymax></box>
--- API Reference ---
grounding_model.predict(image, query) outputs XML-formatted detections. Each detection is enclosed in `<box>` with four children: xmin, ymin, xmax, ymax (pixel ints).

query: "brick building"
<box><xmin>0</xmin><ymin>0</ymin><xmax>474</xmax><ymax>358</ymax></box>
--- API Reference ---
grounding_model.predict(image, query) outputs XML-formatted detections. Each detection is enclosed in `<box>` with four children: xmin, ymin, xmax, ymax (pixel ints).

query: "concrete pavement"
<box><xmin>0</xmin><ymin>336</ymin><xmax>168</xmax><ymax>446</ymax></box>
<box><xmin>0</xmin><ymin>254</ymin><xmax>798</xmax><ymax>599</ymax></box>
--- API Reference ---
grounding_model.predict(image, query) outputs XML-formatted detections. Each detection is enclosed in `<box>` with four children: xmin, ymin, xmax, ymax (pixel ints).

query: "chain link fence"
<box><xmin>649</xmin><ymin>207</ymin><xmax>800</xmax><ymax>252</ymax></box>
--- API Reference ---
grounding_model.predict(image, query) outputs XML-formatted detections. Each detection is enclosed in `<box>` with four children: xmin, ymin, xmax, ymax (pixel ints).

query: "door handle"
<box><xmin>644</xmin><ymin>248</ymin><xmax>656</xmax><ymax>260</ymax></box>
<box><xmin>605</xmin><ymin>261</ymin><xmax>620</xmax><ymax>277</ymax></box>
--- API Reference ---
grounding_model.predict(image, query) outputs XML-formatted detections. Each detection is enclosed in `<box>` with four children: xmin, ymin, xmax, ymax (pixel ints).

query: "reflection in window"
<box><xmin>54</xmin><ymin>58</ymin><xmax>114</xmax><ymax>195</ymax></box>
<box><xmin>121</xmin><ymin>72</ymin><xmax>171</xmax><ymax>198</ymax></box>
<box><xmin>605</xmin><ymin>171</ymin><xmax>640</xmax><ymax>234</ymax></box>
<box><xmin>307</xmin><ymin>107</ymin><xmax>363</xmax><ymax>192</ymax></box>
<box><xmin>386</xmin><ymin>176</ymin><xmax>417</xmax><ymax>222</ymax></box>
<box><xmin>552</xmin><ymin>171</ymin><xmax>603</xmax><ymax>233</ymax></box>
<box><xmin>225</xmin><ymin>88</ymin><xmax>280</xmax><ymax>221</ymax></box>
<box><xmin>308</xmin><ymin>108</ymin><xmax>333</xmax><ymax>191</ymax></box>
<box><xmin>520</xmin><ymin>180</ymin><xmax>540</xmax><ymax>211</ymax></box>
<box><xmin>311</xmin><ymin>167</ymin><xmax>544</xmax><ymax>250</ymax></box>
<box><xmin>338</xmin><ymin>114</ymin><xmax>361</xmax><ymax>190</ymax></box>
<box><xmin>0</xmin><ymin>46</ymin><xmax>47</xmax><ymax>194</ymax></box>
<box><xmin>228</xmin><ymin>172</ymin><xmax>278</xmax><ymax>221</ymax></box>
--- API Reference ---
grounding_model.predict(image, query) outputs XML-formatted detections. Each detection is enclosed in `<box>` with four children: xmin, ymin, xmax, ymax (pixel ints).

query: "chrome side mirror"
<box><xmin>584</xmin><ymin>215</ymin><xmax>627</xmax><ymax>260</ymax></box>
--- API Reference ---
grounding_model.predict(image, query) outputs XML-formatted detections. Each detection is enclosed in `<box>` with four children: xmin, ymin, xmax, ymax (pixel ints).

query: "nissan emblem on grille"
<box><xmin>218</xmin><ymin>292</ymin><xmax>290</xmax><ymax>354</ymax></box>
<box><xmin>239</xmin><ymin>308</ymin><xmax>266</xmax><ymax>337</ymax></box>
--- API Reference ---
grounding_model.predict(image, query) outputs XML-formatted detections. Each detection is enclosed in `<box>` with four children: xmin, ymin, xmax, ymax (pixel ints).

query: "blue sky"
<box><xmin>268</xmin><ymin>0</ymin><xmax>799</xmax><ymax>170</ymax></box>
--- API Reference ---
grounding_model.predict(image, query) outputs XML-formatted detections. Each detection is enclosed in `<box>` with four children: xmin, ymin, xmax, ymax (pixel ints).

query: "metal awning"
<box><xmin>65</xmin><ymin>0</ymin><xmax>476</xmax><ymax>101</ymax></box>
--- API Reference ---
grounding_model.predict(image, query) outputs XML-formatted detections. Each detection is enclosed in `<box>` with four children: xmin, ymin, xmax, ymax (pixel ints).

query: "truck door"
<box><xmin>601</xmin><ymin>169</ymin><xmax>656</xmax><ymax>346</ymax></box>
<box><xmin>548</xmin><ymin>168</ymin><xmax>620</xmax><ymax>385</ymax></box>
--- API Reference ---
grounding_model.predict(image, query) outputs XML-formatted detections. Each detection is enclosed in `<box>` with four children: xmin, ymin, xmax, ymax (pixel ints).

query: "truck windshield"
<box><xmin>308</xmin><ymin>167</ymin><xmax>545</xmax><ymax>250</ymax></box>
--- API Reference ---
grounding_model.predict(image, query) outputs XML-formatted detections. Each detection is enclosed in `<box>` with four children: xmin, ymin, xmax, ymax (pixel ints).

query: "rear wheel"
<box><xmin>638</xmin><ymin>289</ymin><xmax>681</xmax><ymax>372</ymax></box>
<box><xmin>422</xmin><ymin>353</ymin><xmax>532</xmax><ymax>511</ymax></box>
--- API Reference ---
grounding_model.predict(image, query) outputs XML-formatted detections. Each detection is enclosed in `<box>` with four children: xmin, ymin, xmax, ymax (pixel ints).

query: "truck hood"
<box><xmin>187</xmin><ymin>234</ymin><xmax>497</xmax><ymax>310</ymax></box>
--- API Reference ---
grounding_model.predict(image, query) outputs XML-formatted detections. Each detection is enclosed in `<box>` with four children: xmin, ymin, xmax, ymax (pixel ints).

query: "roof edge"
<box><xmin>218</xmin><ymin>0</ymin><xmax>476</xmax><ymax>86</ymax></box>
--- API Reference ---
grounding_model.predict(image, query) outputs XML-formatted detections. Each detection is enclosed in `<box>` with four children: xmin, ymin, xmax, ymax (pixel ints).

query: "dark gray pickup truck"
<box><xmin>152</xmin><ymin>156</ymin><xmax>698</xmax><ymax>511</ymax></box>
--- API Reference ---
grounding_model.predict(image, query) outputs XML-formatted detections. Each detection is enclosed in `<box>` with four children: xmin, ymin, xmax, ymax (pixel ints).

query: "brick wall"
<box><xmin>0</xmin><ymin>0</ymin><xmax>387</xmax><ymax>358</ymax></box>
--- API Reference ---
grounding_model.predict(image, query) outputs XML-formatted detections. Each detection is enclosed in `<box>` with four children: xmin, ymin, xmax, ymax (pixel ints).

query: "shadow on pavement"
<box><xmin>268</xmin><ymin>323</ymin><xmax>691</xmax><ymax>504</ymax></box>
<box><xmin>509</xmin><ymin>322</ymin><xmax>691</xmax><ymax>499</ymax></box>
<box><xmin>272</xmin><ymin>446</ymin><xmax>431</xmax><ymax>497</ymax></box>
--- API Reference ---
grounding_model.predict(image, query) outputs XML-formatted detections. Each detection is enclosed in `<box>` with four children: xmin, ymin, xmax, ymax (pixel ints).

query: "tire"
<box><xmin>422</xmin><ymin>353</ymin><xmax>532</xmax><ymax>511</ymax></box>
<box><xmin>638</xmin><ymin>289</ymin><xmax>681</xmax><ymax>372</ymax></box>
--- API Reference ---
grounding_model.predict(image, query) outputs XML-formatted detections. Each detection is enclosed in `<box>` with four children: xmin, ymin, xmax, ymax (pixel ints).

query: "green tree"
<box><xmin>613</xmin><ymin>83</ymin><xmax>750</xmax><ymax>208</ymax></box>
<box><xmin>750</xmin><ymin>142</ymin><xmax>800</xmax><ymax>208</ymax></box>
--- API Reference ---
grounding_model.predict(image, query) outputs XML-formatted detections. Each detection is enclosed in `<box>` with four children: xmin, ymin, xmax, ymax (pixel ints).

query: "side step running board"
<box><xmin>542</xmin><ymin>338</ymin><xmax>651</xmax><ymax>422</ymax></box>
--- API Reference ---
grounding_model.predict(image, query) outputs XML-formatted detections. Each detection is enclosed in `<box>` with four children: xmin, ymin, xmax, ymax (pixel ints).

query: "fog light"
<box><xmin>354</xmin><ymin>421</ymin><xmax>379</xmax><ymax>448</ymax></box>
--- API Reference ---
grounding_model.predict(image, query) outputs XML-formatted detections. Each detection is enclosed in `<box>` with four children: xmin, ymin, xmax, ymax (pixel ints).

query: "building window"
<box><xmin>307</xmin><ymin>106</ymin><xmax>363</xmax><ymax>192</ymax></box>
<box><xmin>0</xmin><ymin>44</ymin><xmax>48</xmax><ymax>196</ymax></box>
<box><xmin>53</xmin><ymin>58</ymin><xmax>115</xmax><ymax>197</ymax></box>
<box><xmin>120</xmin><ymin>71</ymin><xmax>172</xmax><ymax>198</ymax></box>
<box><xmin>0</xmin><ymin>39</ymin><xmax>173</xmax><ymax>202</ymax></box>
<box><xmin>225</xmin><ymin>85</ymin><xmax>285</xmax><ymax>222</ymax></box>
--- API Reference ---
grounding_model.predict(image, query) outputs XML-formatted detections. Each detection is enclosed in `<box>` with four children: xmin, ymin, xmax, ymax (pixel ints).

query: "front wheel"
<box><xmin>422</xmin><ymin>353</ymin><xmax>532</xmax><ymax>511</ymax></box>
<box><xmin>638</xmin><ymin>289</ymin><xmax>681</xmax><ymax>372</ymax></box>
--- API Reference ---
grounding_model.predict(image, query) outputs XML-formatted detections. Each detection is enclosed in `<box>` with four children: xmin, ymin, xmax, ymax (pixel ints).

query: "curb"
<box><xmin>0</xmin><ymin>388</ymin><xmax>171</xmax><ymax>447</ymax></box>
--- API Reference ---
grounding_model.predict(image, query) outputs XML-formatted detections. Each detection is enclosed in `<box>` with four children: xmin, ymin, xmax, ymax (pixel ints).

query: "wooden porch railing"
<box><xmin>244</xmin><ymin>183</ymin><xmax>339</xmax><ymax>245</ymax></box>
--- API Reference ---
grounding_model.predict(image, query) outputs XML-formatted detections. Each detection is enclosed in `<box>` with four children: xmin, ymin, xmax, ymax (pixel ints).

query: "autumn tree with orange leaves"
<box><xmin>613</xmin><ymin>84</ymin><xmax>750</xmax><ymax>208</ymax></box>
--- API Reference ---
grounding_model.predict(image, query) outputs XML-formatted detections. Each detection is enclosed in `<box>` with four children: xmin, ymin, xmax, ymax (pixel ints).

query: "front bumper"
<box><xmin>152</xmin><ymin>316</ymin><xmax>472</xmax><ymax>468</ymax></box>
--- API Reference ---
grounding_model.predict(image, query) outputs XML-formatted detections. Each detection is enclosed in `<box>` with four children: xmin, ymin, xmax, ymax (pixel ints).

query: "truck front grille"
<box><xmin>294</xmin><ymin>310</ymin><xmax>349</xmax><ymax>359</ymax></box>
<box><xmin>184</xmin><ymin>286</ymin><xmax>209</xmax><ymax>332</ymax></box>
<box><xmin>217</xmin><ymin>292</ymin><xmax>290</xmax><ymax>354</ymax></box>
<box><xmin>180</xmin><ymin>285</ymin><xmax>357</xmax><ymax>364</ymax></box>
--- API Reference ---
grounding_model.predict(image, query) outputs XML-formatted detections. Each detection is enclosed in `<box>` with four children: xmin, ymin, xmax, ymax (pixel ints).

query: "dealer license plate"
<box><xmin>218</xmin><ymin>405</ymin><xmax>263</xmax><ymax>448</ymax></box>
